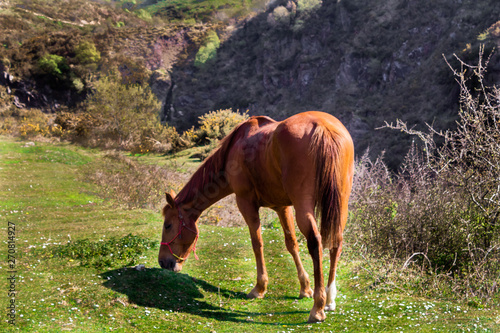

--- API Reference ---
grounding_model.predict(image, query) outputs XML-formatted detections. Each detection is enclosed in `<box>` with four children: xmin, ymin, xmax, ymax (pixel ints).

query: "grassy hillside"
<box><xmin>139</xmin><ymin>0</ymin><xmax>268</xmax><ymax>23</ymax></box>
<box><xmin>1</xmin><ymin>0</ymin><xmax>499</xmax><ymax>166</ymax></box>
<box><xmin>1</xmin><ymin>136</ymin><xmax>499</xmax><ymax>331</ymax></box>
<box><xmin>0</xmin><ymin>0</ymin><xmax>266</xmax><ymax>112</ymax></box>
<box><xmin>0</xmin><ymin>1</ymin><xmax>185</xmax><ymax>108</ymax></box>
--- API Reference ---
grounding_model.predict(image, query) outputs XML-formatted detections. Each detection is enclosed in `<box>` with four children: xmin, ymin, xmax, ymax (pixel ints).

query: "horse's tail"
<box><xmin>310</xmin><ymin>123</ymin><xmax>349</xmax><ymax>249</ymax></box>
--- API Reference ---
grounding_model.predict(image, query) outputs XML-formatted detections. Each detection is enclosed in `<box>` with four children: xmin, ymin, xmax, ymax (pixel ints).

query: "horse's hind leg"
<box><xmin>294</xmin><ymin>206</ymin><xmax>326</xmax><ymax>323</ymax></box>
<box><xmin>275</xmin><ymin>206</ymin><xmax>313</xmax><ymax>298</ymax></box>
<box><xmin>325</xmin><ymin>242</ymin><xmax>342</xmax><ymax>311</ymax></box>
<box><xmin>326</xmin><ymin>184</ymin><xmax>350</xmax><ymax>311</ymax></box>
<box><xmin>236</xmin><ymin>197</ymin><xmax>268</xmax><ymax>299</ymax></box>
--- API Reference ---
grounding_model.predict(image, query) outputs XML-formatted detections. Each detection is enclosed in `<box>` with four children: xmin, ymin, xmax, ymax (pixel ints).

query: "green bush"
<box><xmin>296</xmin><ymin>0</ymin><xmax>322</xmax><ymax>15</ymax></box>
<box><xmin>75</xmin><ymin>41</ymin><xmax>101</xmax><ymax>65</ymax></box>
<box><xmin>86</xmin><ymin>75</ymin><xmax>158</xmax><ymax>146</ymax></box>
<box><xmin>135</xmin><ymin>8</ymin><xmax>152</xmax><ymax>21</ymax></box>
<box><xmin>194</xmin><ymin>31</ymin><xmax>220</xmax><ymax>68</ymax></box>
<box><xmin>38</xmin><ymin>54</ymin><xmax>69</xmax><ymax>78</ymax></box>
<box><xmin>271</xmin><ymin>6</ymin><xmax>291</xmax><ymax>26</ymax></box>
<box><xmin>58</xmin><ymin>75</ymin><xmax>179</xmax><ymax>153</ymax></box>
<box><xmin>52</xmin><ymin>234</ymin><xmax>156</xmax><ymax>268</ymax></box>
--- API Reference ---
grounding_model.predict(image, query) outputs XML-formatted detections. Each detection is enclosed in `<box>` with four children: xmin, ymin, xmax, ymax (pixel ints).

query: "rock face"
<box><xmin>0</xmin><ymin>69</ymin><xmax>50</xmax><ymax>110</ymax></box>
<box><xmin>165</xmin><ymin>0</ymin><xmax>500</xmax><ymax>167</ymax></box>
<box><xmin>2</xmin><ymin>0</ymin><xmax>499</xmax><ymax>166</ymax></box>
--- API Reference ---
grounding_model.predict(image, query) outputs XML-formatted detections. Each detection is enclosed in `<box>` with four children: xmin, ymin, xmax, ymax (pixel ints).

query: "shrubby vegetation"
<box><xmin>51</xmin><ymin>74</ymin><xmax>177</xmax><ymax>154</ymax></box>
<box><xmin>38</xmin><ymin>54</ymin><xmax>70</xmax><ymax>79</ymax></box>
<box><xmin>296</xmin><ymin>0</ymin><xmax>322</xmax><ymax>14</ymax></box>
<box><xmin>75</xmin><ymin>41</ymin><xmax>101</xmax><ymax>66</ymax></box>
<box><xmin>179</xmin><ymin>108</ymin><xmax>249</xmax><ymax>159</ymax></box>
<box><xmin>1</xmin><ymin>72</ymin><xmax>248</xmax><ymax>156</ymax></box>
<box><xmin>194</xmin><ymin>31</ymin><xmax>221</xmax><ymax>68</ymax></box>
<box><xmin>184</xmin><ymin>108</ymin><xmax>248</xmax><ymax>145</ymax></box>
<box><xmin>346</xmin><ymin>50</ymin><xmax>499</xmax><ymax>305</ymax></box>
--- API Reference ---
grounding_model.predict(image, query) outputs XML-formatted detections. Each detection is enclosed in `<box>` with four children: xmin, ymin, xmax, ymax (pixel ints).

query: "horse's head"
<box><xmin>158</xmin><ymin>190</ymin><xmax>199</xmax><ymax>272</ymax></box>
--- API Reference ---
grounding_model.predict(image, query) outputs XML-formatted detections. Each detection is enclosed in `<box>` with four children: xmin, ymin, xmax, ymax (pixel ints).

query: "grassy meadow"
<box><xmin>0</xmin><ymin>136</ymin><xmax>499</xmax><ymax>332</ymax></box>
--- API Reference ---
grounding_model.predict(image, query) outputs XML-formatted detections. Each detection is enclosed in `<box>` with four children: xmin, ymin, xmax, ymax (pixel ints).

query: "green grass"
<box><xmin>142</xmin><ymin>0</ymin><xmax>268</xmax><ymax>23</ymax></box>
<box><xmin>0</xmin><ymin>136</ymin><xmax>499</xmax><ymax>332</ymax></box>
<box><xmin>128</xmin><ymin>145</ymin><xmax>208</xmax><ymax>174</ymax></box>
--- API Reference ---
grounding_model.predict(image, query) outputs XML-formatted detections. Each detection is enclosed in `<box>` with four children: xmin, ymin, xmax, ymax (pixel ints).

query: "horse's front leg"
<box><xmin>296</xmin><ymin>209</ymin><xmax>326</xmax><ymax>323</ymax></box>
<box><xmin>275</xmin><ymin>206</ymin><xmax>313</xmax><ymax>298</ymax></box>
<box><xmin>236</xmin><ymin>197</ymin><xmax>268</xmax><ymax>299</ymax></box>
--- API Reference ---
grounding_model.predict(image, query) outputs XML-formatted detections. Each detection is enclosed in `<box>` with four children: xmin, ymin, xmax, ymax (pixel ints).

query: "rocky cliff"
<box><xmin>165</xmin><ymin>0</ymin><xmax>500</xmax><ymax>167</ymax></box>
<box><xmin>1</xmin><ymin>0</ymin><xmax>499</xmax><ymax>167</ymax></box>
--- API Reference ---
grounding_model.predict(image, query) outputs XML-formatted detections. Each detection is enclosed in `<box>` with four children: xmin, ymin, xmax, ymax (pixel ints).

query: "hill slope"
<box><xmin>165</xmin><ymin>0</ymin><xmax>500</xmax><ymax>166</ymax></box>
<box><xmin>0</xmin><ymin>0</ymin><xmax>266</xmax><ymax>110</ymax></box>
<box><xmin>1</xmin><ymin>0</ymin><xmax>500</xmax><ymax>166</ymax></box>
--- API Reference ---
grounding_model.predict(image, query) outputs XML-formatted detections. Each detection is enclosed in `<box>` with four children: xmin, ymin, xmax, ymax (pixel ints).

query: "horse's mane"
<box><xmin>175</xmin><ymin>123</ymin><xmax>245</xmax><ymax>205</ymax></box>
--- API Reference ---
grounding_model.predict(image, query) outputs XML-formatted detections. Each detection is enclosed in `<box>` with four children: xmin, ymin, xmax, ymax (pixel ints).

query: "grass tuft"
<box><xmin>50</xmin><ymin>234</ymin><xmax>157</xmax><ymax>268</ymax></box>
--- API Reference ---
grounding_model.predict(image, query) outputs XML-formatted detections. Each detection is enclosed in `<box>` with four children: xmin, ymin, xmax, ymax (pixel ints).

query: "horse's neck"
<box><xmin>179</xmin><ymin>178</ymin><xmax>233</xmax><ymax>220</ymax></box>
<box><xmin>178</xmin><ymin>137</ymin><xmax>236</xmax><ymax>219</ymax></box>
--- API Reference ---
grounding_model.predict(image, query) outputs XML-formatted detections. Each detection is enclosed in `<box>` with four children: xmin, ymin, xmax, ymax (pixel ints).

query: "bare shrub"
<box><xmin>347</xmin><ymin>146</ymin><xmax>499</xmax><ymax>304</ymax></box>
<box><xmin>84</xmin><ymin>152</ymin><xmax>245</xmax><ymax>226</ymax></box>
<box><xmin>348</xmin><ymin>146</ymin><xmax>466</xmax><ymax>269</ymax></box>
<box><xmin>347</xmin><ymin>47</ymin><xmax>500</xmax><ymax>304</ymax></box>
<box><xmin>84</xmin><ymin>151</ymin><xmax>186</xmax><ymax>210</ymax></box>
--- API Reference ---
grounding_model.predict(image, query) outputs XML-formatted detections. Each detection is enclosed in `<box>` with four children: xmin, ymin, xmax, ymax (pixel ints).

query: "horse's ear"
<box><xmin>165</xmin><ymin>190</ymin><xmax>176</xmax><ymax>207</ymax></box>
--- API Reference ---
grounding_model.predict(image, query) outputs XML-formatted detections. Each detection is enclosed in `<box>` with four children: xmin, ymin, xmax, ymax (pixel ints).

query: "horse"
<box><xmin>158</xmin><ymin>111</ymin><xmax>354</xmax><ymax>323</ymax></box>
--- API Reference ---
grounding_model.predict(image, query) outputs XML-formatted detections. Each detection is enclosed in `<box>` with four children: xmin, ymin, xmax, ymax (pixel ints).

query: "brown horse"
<box><xmin>158</xmin><ymin>111</ymin><xmax>354</xmax><ymax>323</ymax></box>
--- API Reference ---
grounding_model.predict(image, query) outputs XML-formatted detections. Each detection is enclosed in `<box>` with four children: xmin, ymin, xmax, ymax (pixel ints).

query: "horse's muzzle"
<box><xmin>159</xmin><ymin>258</ymin><xmax>182</xmax><ymax>272</ymax></box>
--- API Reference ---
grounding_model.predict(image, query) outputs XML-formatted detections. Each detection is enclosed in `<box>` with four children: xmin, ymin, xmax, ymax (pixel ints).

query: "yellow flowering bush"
<box><xmin>16</xmin><ymin>109</ymin><xmax>55</xmax><ymax>139</ymax></box>
<box><xmin>191</xmin><ymin>108</ymin><xmax>248</xmax><ymax>145</ymax></box>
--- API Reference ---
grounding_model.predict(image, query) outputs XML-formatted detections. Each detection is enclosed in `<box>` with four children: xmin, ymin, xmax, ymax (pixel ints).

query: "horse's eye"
<box><xmin>165</xmin><ymin>224</ymin><xmax>172</xmax><ymax>231</ymax></box>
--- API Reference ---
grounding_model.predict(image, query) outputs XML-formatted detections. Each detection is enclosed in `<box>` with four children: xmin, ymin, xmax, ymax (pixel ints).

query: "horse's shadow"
<box><xmin>100</xmin><ymin>267</ymin><xmax>307</xmax><ymax>324</ymax></box>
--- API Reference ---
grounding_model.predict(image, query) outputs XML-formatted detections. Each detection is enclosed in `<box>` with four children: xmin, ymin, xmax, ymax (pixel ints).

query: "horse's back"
<box><xmin>275</xmin><ymin>111</ymin><xmax>351</xmax><ymax>143</ymax></box>
<box><xmin>236</xmin><ymin>111</ymin><xmax>349</xmax><ymax>143</ymax></box>
<box><xmin>270</xmin><ymin>111</ymin><xmax>354</xmax><ymax>206</ymax></box>
<box><xmin>227</xmin><ymin>111</ymin><xmax>353</xmax><ymax>208</ymax></box>
<box><xmin>272</xmin><ymin>111</ymin><xmax>352</xmax><ymax>163</ymax></box>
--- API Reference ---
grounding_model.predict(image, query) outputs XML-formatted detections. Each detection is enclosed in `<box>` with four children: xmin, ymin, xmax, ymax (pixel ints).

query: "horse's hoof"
<box><xmin>247</xmin><ymin>288</ymin><xmax>266</xmax><ymax>299</ymax></box>
<box><xmin>307</xmin><ymin>309</ymin><xmax>326</xmax><ymax>323</ymax></box>
<box><xmin>324</xmin><ymin>302</ymin><xmax>336</xmax><ymax>311</ymax></box>
<box><xmin>299</xmin><ymin>288</ymin><xmax>314</xmax><ymax>299</ymax></box>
